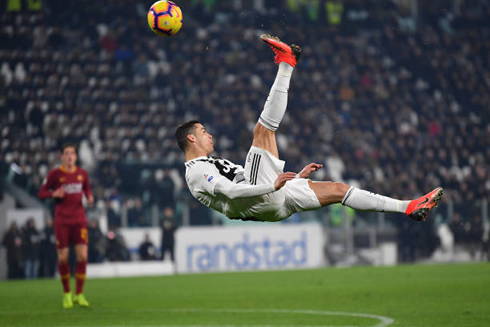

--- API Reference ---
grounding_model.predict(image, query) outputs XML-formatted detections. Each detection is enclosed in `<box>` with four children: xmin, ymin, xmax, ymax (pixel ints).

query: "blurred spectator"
<box><xmin>467</xmin><ymin>215</ymin><xmax>484</xmax><ymax>259</ymax></box>
<box><xmin>161</xmin><ymin>207</ymin><xmax>177</xmax><ymax>262</ymax></box>
<box><xmin>152</xmin><ymin>169</ymin><xmax>175</xmax><ymax>209</ymax></box>
<box><xmin>106</xmin><ymin>200</ymin><xmax>122</xmax><ymax>227</ymax></box>
<box><xmin>87</xmin><ymin>219</ymin><xmax>105</xmax><ymax>263</ymax></box>
<box><xmin>105</xmin><ymin>228</ymin><xmax>130</xmax><ymax>262</ymax></box>
<box><xmin>397</xmin><ymin>219</ymin><xmax>416</xmax><ymax>263</ymax></box>
<box><xmin>2</xmin><ymin>222</ymin><xmax>24</xmax><ymax>279</ymax></box>
<box><xmin>127</xmin><ymin>197</ymin><xmax>145</xmax><ymax>227</ymax></box>
<box><xmin>22</xmin><ymin>218</ymin><xmax>41</xmax><ymax>279</ymax></box>
<box><xmin>449</xmin><ymin>214</ymin><xmax>467</xmax><ymax>246</ymax></box>
<box><xmin>39</xmin><ymin>218</ymin><xmax>57</xmax><ymax>278</ymax></box>
<box><xmin>139</xmin><ymin>233</ymin><xmax>156</xmax><ymax>261</ymax></box>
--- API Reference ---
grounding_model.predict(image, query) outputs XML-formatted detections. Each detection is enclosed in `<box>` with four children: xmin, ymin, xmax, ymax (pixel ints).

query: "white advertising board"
<box><xmin>176</xmin><ymin>223</ymin><xmax>325</xmax><ymax>273</ymax></box>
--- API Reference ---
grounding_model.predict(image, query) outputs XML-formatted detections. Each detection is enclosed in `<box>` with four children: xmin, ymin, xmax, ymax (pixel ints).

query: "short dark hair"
<box><xmin>61</xmin><ymin>143</ymin><xmax>77</xmax><ymax>154</ymax></box>
<box><xmin>175</xmin><ymin>120</ymin><xmax>200</xmax><ymax>152</ymax></box>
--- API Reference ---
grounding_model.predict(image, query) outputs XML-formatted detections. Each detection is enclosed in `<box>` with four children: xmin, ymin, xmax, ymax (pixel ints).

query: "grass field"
<box><xmin>0</xmin><ymin>263</ymin><xmax>489</xmax><ymax>327</ymax></box>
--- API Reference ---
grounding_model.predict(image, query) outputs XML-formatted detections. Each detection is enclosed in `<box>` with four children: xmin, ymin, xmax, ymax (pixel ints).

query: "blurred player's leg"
<box><xmin>73</xmin><ymin>225</ymin><xmax>89</xmax><ymax>307</ymax></box>
<box><xmin>252</xmin><ymin>35</ymin><xmax>301</xmax><ymax>158</ymax></box>
<box><xmin>308</xmin><ymin>181</ymin><xmax>443</xmax><ymax>221</ymax></box>
<box><xmin>57</xmin><ymin>247</ymin><xmax>73</xmax><ymax>309</ymax></box>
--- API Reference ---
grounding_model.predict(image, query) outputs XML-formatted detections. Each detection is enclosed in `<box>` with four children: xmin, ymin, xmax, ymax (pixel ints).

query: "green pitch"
<box><xmin>1</xmin><ymin>263</ymin><xmax>489</xmax><ymax>327</ymax></box>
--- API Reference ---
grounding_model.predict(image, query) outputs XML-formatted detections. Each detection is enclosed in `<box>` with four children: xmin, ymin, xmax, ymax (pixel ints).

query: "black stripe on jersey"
<box><xmin>251</xmin><ymin>153</ymin><xmax>261</xmax><ymax>185</ymax></box>
<box><xmin>250</xmin><ymin>154</ymin><xmax>258</xmax><ymax>185</ymax></box>
<box><xmin>254</xmin><ymin>155</ymin><xmax>262</xmax><ymax>185</ymax></box>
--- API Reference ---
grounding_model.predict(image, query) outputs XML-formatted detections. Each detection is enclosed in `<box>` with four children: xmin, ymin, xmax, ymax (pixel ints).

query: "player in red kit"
<box><xmin>39</xmin><ymin>144</ymin><xmax>93</xmax><ymax>308</ymax></box>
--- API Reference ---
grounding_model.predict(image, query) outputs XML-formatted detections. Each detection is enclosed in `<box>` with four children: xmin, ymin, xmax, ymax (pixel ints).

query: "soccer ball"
<box><xmin>147</xmin><ymin>1</ymin><xmax>183</xmax><ymax>37</ymax></box>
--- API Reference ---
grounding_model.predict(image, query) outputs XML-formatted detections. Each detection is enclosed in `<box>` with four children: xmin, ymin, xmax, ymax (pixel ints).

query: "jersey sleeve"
<box><xmin>188</xmin><ymin>162</ymin><xmax>275</xmax><ymax>200</ymax></box>
<box><xmin>83</xmin><ymin>170</ymin><xmax>92</xmax><ymax>198</ymax></box>
<box><xmin>38</xmin><ymin>170</ymin><xmax>56</xmax><ymax>200</ymax></box>
<box><xmin>213</xmin><ymin>179</ymin><xmax>276</xmax><ymax>199</ymax></box>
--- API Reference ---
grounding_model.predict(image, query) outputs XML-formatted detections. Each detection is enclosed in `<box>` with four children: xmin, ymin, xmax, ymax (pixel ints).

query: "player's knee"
<box><xmin>333</xmin><ymin>182</ymin><xmax>349</xmax><ymax>198</ymax></box>
<box><xmin>253</xmin><ymin>123</ymin><xmax>275</xmax><ymax>148</ymax></box>
<box><xmin>76</xmin><ymin>254</ymin><xmax>88</xmax><ymax>262</ymax></box>
<box><xmin>57</xmin><ymin>252</ymin><xmax>69</xmax><ymax>263</ymax></box>
<box><xmin>253</xmin><ymin>122</ymin><xmax>274</xmax><ymax>139</ymax></box>
<box><xmin>76</xmin><ymin>250</ymin><xmax>88</xmax><ymax>262</ymax></box>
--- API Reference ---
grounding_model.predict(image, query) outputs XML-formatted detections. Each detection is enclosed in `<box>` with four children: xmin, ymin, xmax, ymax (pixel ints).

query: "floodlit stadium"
<box><xmin>0</xmin><ymin>0</ymin><xmax>489</xmax><ymax>326</ymax></box>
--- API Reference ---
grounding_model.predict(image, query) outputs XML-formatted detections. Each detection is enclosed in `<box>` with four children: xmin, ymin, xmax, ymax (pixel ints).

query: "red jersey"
<box><xmin>38</xmin><ymin>166</ymin><xmax>92</xmax><ymax>224</ymax></box>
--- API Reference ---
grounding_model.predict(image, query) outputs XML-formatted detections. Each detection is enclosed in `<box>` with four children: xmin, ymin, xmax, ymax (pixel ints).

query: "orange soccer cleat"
<box><xmin>260</xmin><ymin>34</ymin><xmax>301</xmax><ymax>67</ymax></box>
<box><xmin>405</xmin><ymin>187</ymin><xmax>444</xmax><ymax>221</ymax></box>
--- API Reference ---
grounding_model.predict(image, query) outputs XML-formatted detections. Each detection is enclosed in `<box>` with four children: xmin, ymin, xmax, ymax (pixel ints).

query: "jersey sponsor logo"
<box><xmin>63</xmin><ymin>183</ymin><xmax>83</xmax><ymax>194</ymax></box>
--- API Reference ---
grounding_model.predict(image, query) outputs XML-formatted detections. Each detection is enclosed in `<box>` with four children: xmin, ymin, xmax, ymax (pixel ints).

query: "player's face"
<box><xmin>61</xmin><ymin>147</ymin><xmax>77</xmax><ymax>168</ymax></box>
<box><xmin>194</xmin><ymin>124</ymin><xmax>214</xmax><ymax>154</ymax></box>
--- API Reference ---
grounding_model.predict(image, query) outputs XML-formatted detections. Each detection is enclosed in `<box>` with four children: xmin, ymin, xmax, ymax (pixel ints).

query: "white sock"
<box><xmin>342</xmin><ymin>187</ymin><xmax>410</xmax><ymax>213</ymax></box>
<box><xmin>258</xmin><ymin>62</ymin><xmax>294</xmax><ymax>131</ymax></box>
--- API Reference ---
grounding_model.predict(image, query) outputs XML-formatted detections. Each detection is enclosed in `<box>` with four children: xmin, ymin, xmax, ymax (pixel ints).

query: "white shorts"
<box><xmin>243</xmin><ymin>146</ymin><xmax>321</xmax><ymax>221</ymax></box>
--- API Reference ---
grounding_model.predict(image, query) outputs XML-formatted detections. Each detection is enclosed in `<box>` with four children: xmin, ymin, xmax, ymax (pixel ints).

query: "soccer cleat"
<box><xmin>73</xmin><ymin>293</ymin><xmax>89</xmax><ymax>307</ymax></box>
<box><xmin>405</xmin><ymin>187</ymin><xmax>444</xmax><ymax>222</ymax></box>
<box><xmin>62</xmin><ymin>292</ymin><xmax>73</xmax><ymax>309</ymax></box>
<box><xmin>260</xmin><ymin>34</ymin><xmax>301</xmax><ymax>67</ymax></box>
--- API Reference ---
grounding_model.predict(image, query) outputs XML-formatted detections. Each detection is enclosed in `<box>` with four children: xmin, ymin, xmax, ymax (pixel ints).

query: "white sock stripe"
<box><xmin>258</xmin><ymin>117</ymin><xmax>277</xmax><ymax>132</ymax></box>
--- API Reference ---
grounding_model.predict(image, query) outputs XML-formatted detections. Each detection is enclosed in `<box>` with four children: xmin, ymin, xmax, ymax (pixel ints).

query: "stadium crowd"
<box><xmin>0</xmin><ymin>0</ymin><xmax>488</xmax><ymax>262</ymax></box>
<box><xmin>2</xmin><ymin>214</ymin><xmax>177</xmax><ymax>279</ymax></box>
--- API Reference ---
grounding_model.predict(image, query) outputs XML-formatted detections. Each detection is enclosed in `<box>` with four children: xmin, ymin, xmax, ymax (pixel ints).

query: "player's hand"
<box><xmin>299</xmin><ymin>163</ymin><xmax>323</xmax><ymax>179</ymax></box>
<box><xmin>52</xmin><ymin>187</ymin><xmax>65</xmax><ymax>198</ymax></box>
<box><xmin>87</xmin><ymin>195</ymin><xmax>94</xmax><ymax>206</ymax></box>
<box><xmin>274</xmin><ymin>172</ymin><xmax>297</xmax><ymax>190</ymax></box>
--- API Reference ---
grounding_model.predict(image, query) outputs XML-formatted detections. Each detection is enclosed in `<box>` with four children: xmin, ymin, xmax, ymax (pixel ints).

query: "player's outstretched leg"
<box><xmin>309</xmin><ymin>181</ymin><xmax>444</xmax><ymax>221</ymax></box>
<box><xmin>252</xmin><ymin>34</ymin><xmax>301</xmax><ymax>158</ymax></box>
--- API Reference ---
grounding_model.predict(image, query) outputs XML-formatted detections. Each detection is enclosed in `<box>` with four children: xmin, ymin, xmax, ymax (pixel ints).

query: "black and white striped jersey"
<box><xmin>185</xmin><ymin>156</ymin><xmax>275</xmax><ymax>218</ymax></box>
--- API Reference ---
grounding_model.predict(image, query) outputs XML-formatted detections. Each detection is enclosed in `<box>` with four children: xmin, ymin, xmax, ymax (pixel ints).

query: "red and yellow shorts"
<box><xmin>54</xmin><ymin>222</ymin><xmax>88</xmax><ymax>249</ymax></box>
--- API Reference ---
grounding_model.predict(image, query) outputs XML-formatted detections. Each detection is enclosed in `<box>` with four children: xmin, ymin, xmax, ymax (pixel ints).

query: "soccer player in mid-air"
<box><xmin>176</xmin><ymin>34</ymin><xmax>443</xmax><ymax>223</ymax></box>
<box><xmin>39</xmin><ymin>144</ymin><xmax>93</xmax><ymax>308</ymax></box>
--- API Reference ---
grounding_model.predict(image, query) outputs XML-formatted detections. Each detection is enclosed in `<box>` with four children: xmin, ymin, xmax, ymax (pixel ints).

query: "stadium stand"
<box><xmin>0</xmin><ymin>0</ymin><xmax>488</xmax><ymax>266</ymax></box>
